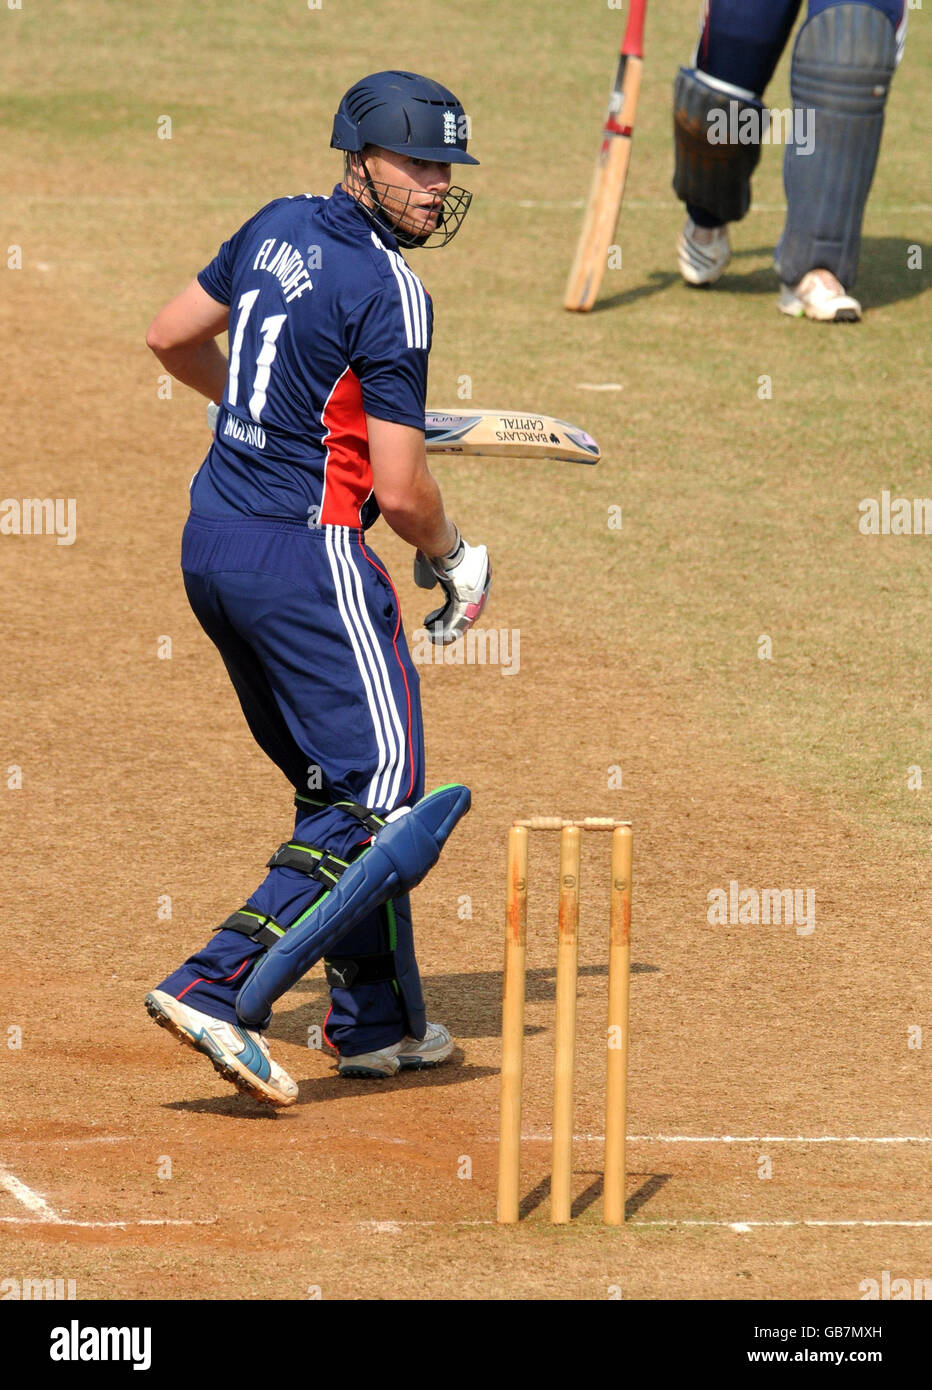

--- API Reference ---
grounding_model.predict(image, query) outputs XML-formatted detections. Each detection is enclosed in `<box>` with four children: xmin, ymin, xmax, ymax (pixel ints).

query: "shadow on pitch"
<box><xmin>590</xmin><ymin>269</ymin><xmax>679</xmax><ymax>312</ymax></box>
<box><xmin>163</xmin><ymin>1093</ymin><xmax>287</xmax><ymax>1120</ymax></box>
<box><xmin>271</xmin><ymin>962</ymin><xmax>660</xmax><ymax>1044</ymax></box>
<box><xmin>518</xmin><ymin>1170</ymin><xmax>671</xmax><ymax>1221</ymax></box>
<box><xmin>295</xmin><ymin>1058</ymin><xmax>495</xmax><ymax>1103</ymax></box>
<box><xmin>595</xmin><ymin>236</ymin><xmax>927</xmax><ymax>311</ymax></box>
<box><xmin>160</xmin><ymin>1055</ymin><xmax>494</xmax><ymax>1116</ymax></box>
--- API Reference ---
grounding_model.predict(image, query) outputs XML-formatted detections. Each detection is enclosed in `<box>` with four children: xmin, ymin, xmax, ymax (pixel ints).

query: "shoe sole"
<box><xmin>397</xmin><ymin>1044</ymin><xmax>455</xmax><ymax>1070</ymax></box>
<box><xmin>145</xmin><ymin>994</ymin><xmax>295</xmax><ymax>1108</ymax></box>
<box><xmin>338</xmin><ymin>1061</ymin><xmax>401</xmax><ymax>1078</ymax></box>
<box><xmin>779</xmin><ymin>296</ymin><xmax>860</xmax><ymax>323</ymax></box>
<box><xmin>338</xmin><ymin>1041</ymin><xmax>454</xmax><ymax>1078</ymax></box>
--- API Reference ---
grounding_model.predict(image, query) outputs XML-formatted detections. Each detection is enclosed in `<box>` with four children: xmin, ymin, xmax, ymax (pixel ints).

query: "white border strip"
<box><xmin>0</xmin><ymin>1216</ymin><xmax>217</xmax><ymax>1228</ymax></box>
<box><xmin>0</xmin><ymin>1164</ymin><xmax>62</xmax><ymax>1223</ymax></box>
<box><xmin>513</xmin><ymin>1133</ymin><xmax>932</xmax><ymax>1144</ymax></box>
<box><xmin>361</xmin><ymin>1217</ymin><xmax>932</xmax><ymax>1232</ymax></box>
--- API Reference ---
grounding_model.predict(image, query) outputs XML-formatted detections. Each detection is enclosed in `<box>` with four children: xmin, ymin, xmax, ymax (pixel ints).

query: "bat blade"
<box><xmin>564</xmin><ymin>0</ymin><xmax>647</xmax><ymax>313</ymax></box>
<box><xmin>425</xmin><ymin>410</ymin><xmax>601</xmax><ymax>464</ymax></box>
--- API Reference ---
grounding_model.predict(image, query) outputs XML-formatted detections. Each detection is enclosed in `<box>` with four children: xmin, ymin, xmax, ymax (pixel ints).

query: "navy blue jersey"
<box><xmin>192</xmin><ymin>185</ymin><xmax>433</xmax><ymax>526</ymax></box>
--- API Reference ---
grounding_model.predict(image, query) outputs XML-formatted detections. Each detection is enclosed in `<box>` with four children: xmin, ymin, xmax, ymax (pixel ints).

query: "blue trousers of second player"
<box><xmin>687</xmin><ymin>0</ymin><xmax>904</xmax><ymax>228</ymax></box>
<box><xmin>693</xmin><ymin>0</ymin><xmax>902</xmax><ymax>94</ymax></box>
<box><xmin>155</xmin><ymin>513</ymin><xmax>426</xmax><ymax>1056</ymax></box>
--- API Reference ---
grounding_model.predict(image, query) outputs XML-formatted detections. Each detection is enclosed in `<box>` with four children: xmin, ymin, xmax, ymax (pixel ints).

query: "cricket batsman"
<box><xmin>143</xmin><ymin>71</ymin><xmax>490</xmax><ymax>1106</ymax></box>
<box><xmin>673</xmin><ymin>0</ymin><xmax>907</xmax><ymax>321</ymax></box>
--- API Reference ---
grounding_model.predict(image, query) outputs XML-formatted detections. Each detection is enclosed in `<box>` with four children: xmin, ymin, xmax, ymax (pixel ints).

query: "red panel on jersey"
<box><xmin>320</xmin><ymin>368</ymin><xmax>373</xmax><ymax>526</ymax></box>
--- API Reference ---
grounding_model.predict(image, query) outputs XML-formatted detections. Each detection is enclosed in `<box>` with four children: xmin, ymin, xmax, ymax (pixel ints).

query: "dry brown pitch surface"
<box><xmin>1</xmin><ymin>0</ymin><xmax>928</xmax><ymax>1301</ymax></box>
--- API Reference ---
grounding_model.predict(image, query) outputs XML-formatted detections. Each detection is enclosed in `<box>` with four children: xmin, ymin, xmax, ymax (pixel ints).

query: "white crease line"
<box><xmin>506</xmin><ymin>1134</ymin><xmax>932</xmax><ymax>1144</ymax></box>
<box><xmin>0</xmin><ymin>1217</ymin><xmax>217</xmax><ymax>1228</ymax></box>
<box><xmin>0</xmin><ymin>1164</ymin><xmax>62</xmax><ymax>1223</ymax></box>
<box><xmin>576</xmin><ymin>383</ymin><xmax>623</xmax><ymax>391</ymax></box>
<box><xmin>361</xmin><ymin>1218</ymin><xmax>932</xmax><ymax>1231</ymax></box>
<box><xmin>2</xmin><ymin>1136</ymin><xmax>133</xmax><ymax>1147</ymax></box>
<box><xmin>637</xmin><ymin>1135</ymin><xmax>932</xmax><ymax>1144</ymax></box>
<box><xmin>501</xmin><ymin>198</ymin><xmax>931</xmax><ymax>214</ymax></box>
<box><xmin>642</xmin><ymin>1220</ymin><xmax>932</xmax><ymax>1230</ymax></box>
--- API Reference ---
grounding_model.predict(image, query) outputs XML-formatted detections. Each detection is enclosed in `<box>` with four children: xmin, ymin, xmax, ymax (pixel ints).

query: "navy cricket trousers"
<box><xmin>693</xmin><ymin>0</ymin><xmax>903</xmax><ymax>98</ymax></box>
<box><xmin>686</xmin><ymin>0</ymin><xmax>906</xmax><ymax>229</ymax></box>
<box><xmin>156</xmin><ymin>513</ymin><xmax>426</xmax><ymax>1055</ymax></box>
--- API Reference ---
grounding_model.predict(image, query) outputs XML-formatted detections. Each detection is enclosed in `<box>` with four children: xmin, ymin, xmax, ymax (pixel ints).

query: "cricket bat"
<box><xmin>208</xmin><ymin>402</ymin><xmax>600</xmax><ymax>465</ymax></box>
<box><xmin>424</xmin><ymin>410</ymin><xmax>601</xmax><ymax>464</ymax></box>
<box><xmin>564</xmin><ymin>0</ymin><xmax>647</xmax><ymax>312</ymax></box>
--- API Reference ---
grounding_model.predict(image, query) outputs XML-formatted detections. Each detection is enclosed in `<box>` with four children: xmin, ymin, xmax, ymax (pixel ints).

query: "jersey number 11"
<box><xmin>228</xmin><ymin>289</ymin><xmax>288</xmax><ymax>422</ymax></box>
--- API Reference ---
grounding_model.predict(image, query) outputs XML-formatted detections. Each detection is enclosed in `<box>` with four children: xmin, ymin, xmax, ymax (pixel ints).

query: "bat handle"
<box><xmin>621</xmin><ymin>0</ymin><xmax>647</xmax><ymax>58</ymax></box>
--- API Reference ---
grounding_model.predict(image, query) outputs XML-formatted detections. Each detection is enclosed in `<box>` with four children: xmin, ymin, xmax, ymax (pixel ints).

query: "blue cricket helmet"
<box><xmin>332</xmin><ymin>70</ymin><xmax>479</xmax><ymax>166</ymax></box>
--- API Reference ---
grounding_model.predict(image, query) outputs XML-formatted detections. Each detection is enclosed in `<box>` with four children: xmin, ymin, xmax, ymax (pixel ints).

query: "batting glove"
<box><xmin>414</xmin><ymin>529</ymin><xmax>491</xmax><ymax>646</ymax></box>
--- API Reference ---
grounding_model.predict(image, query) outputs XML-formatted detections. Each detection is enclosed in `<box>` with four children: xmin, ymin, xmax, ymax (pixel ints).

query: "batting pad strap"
<box><xmin>236</xmin><ymin>784</ymin><xmax>472</xmax><ymax>1028</ymax></box>
<box><xmin>334</xmin><ymin>801</ymin><xmax>388</xmax><ymax>835</ymax></box>
<box><xmin>267</xmin><ymin>841</ymin><xmax>350</xmax><ymax>886</ymax></box>
<box><xmin>324</xmin><ymin>953</ymin><xmax>395</xmax><ymax>989</ymax></box>
<box><xmin>293</xmin><ymin>792</ymin><xmax>388</xmax><ymax>836</ymax></box>
<box><xmin>218</xmin><ymin>909</ymin><xmax>287</xmax><ymax>951</ymax></box>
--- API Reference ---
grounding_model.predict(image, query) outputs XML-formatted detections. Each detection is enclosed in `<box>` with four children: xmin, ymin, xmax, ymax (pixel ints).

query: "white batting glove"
<box><xmin>414</xmin><ymin>529</ymin><xmax>491</xmax><ymax>646</ymax></box>
<box><xmin>207</xmin><ymin>401</ymin><xmax>219</xmax><ymax>436</ymax></box>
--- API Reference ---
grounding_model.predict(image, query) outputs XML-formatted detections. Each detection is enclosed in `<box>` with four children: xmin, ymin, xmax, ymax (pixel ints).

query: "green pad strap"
<box><xmin>267</xmin><ymin>840</ymin><xmax>350</xmax><ymax>886</ymax></box>
<box><xmin>293</xmin><ymin>793</ymin><xmax>388</xmax><ymax>837</ymax></box>
<box><xmin>219</xmin><ymin>909</ymin><xmax>286</xmax><ymax>950</ymax></box>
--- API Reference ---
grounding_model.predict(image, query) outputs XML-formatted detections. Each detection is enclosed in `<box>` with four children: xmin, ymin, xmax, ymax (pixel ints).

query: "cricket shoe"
<box><xmin>677</xmin><ymin>217</ymin><xmax>731</xmax><ymax>286</ymax></box>
<box><xmin>337</xmin><ymin>1022</ymin><xmax>454</xmax><ymax>1078</ymax></box>
<box><xmin>144</xmin><ymin>989</ymin><xmax>298</xmax><ymax>1107</ymax></box>
<box><xmin>778</xmin><ymin>269</ymin><xmax>861</xmax><ymax>323</ymax></box>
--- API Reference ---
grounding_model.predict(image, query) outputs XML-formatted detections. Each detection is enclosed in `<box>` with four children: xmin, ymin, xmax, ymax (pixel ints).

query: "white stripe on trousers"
<box><xmin>324</xmin><ymin>525</ymin><xmax>406</xmax><ymax>810</ymax></box>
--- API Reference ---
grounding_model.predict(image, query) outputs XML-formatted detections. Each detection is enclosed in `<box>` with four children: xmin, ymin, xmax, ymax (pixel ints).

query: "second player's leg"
<box><xmin>674</xmin><ymin>0</ymin><xmax>802</xmax><ymax>284</ymax></box>
<box><xmin>776</xmin><ymin>0</ymin><xmax>903</xmax><ymax>320</ymax></box>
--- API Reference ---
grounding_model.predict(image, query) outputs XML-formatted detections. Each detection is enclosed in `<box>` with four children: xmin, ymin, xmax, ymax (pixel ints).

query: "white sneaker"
<box><xmin>677</xmin><ymin>217</ymin><xmax>731</xmax><ymax>285</ymax></box>
<box><xmin>778</xmin><ymin>269</ymin><xmax>861</xmax><ymax>322</ymax></box>
<box><xmin>337</xmin><ymin>1022</ymin><xmax>454</xmax><ymax>1078</ymax></box>
<box><xmin>145</xmin><ymin>989</ymin><xmax>298</xmax><ymax>1107</ymax></box>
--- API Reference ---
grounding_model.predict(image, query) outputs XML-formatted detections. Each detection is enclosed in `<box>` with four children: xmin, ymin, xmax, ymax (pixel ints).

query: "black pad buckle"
<box><xmin>324</xmin><ymin>952</ymin><xmax>396</xmax><ymax>989</ymax></box>
<box><xmin>218</xmin><ymin>908</ymin><xmax>284</xmax><ymax>950</ymax></box>
<box><xmin>293</xmin><ymin>793</ymin><xmax>387</xmax><ymax>837</ymax></box>
<box><xmin>267</xmin><ymin>841</ymin><xmax>349</xmax><ymax>886</ymax></box>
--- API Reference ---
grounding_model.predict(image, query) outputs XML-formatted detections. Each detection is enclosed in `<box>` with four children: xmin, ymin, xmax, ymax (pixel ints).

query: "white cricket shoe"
<box><xmin>778</xmin><ymin>268</ymin><xmax>861</xmax><ymax>322</ymax></box>
<box><xmin>337</xmin><ymin>1022</ymin><xmax>454</xmax><ymax>1078</ymax></box>
<box><xmin>145</xmin><ymin>989</ymin><xmax>298</xmax><ymax>1107</ymax></box>
<box><xmin>677</xmin><ymin>217</ymin><xmax>731</xmax><ymax>285</ymax></box>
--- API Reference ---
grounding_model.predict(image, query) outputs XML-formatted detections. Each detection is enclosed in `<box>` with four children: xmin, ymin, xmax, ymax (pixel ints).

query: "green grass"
<box><xmin>3</xmin><ymin>0</ymin><xmax>929</xmax><ymax>843</ymax></box>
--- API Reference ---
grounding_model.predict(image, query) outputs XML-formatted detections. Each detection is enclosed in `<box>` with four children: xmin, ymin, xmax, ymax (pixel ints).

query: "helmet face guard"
<box><xmin>343</xmin><ymin>152</ymin><xmax>473</xmax><ymax>249</ymax></box>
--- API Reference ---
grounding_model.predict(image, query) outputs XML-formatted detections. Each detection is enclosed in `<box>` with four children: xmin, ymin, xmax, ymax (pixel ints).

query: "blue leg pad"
<box><xmin>236</xmin><ymin>784</ymin><xmax>470</xmax><ymax>1028</ymax></box>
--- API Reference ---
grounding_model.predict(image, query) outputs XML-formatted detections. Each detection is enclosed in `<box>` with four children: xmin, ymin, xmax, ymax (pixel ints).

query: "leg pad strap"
<box><xmin>218</xmin><ymin>842</ymin><xmax>351</xmax><ymax>951</ymax></box>
<box><xmin>324</xmin><ymin>953</ymin><xmax>395</xmax><ymax>989</ymax></box>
